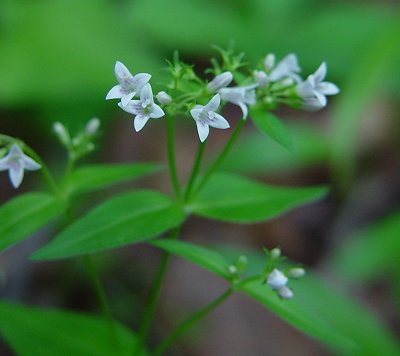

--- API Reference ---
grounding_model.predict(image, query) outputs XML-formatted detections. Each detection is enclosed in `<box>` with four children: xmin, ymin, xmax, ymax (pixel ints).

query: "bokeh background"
<box><xmin>1</xmin><ymin>0</ymin><xmax>400</xmax><ymax>355</ymax></box>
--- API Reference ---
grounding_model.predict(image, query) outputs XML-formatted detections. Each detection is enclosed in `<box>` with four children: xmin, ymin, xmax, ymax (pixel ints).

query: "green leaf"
<box><xmin>189</xmin><ymin>173</ymin><xmax>327</xmax><ymax>223</ymax></box>
<box><xmin>65</xmin><ymin>163</ymin><xmax>163</xmax><ymax>195</ymax></box>
<box><xmin>0</xmin><ymin>301</ymin><xmax>145</xmax><ymax>356</ymax></box>
<box><xmin>0</xmin><ymin>192</ymin><xmax>66</xmax><ymax>252</ymax></box>
<box><xmin>153</xmin><ymin>240</ymin><xmax>400</xmax><ymax>355</ymax></box>
<box><xmin>151</xmin><ymin>239</ymin><xmax>231</xmax><ymax>279</ymax></box>
<box><xmin>32</xmin><ymin>190</ymin><xmax>185</xmax><ymax>260</ymax></box>
<box><xmin>250</xmin><ymin>108</ymin><xmax>294</xmax><ymax>151</ymax></box>
<box><xmin>329</xmin><ymin>211</ymin><xmax>400</xmax><ymax>282</ymax></box>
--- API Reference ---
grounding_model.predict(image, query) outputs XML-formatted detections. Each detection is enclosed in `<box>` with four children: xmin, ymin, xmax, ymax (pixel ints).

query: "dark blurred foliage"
<box><xmin>1</xmin><ymin>0</ymin><xmax>400</xmax><ymax>355</ymax></box>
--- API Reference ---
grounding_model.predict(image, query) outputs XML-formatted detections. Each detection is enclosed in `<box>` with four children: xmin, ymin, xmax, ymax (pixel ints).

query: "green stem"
<box><xmin>153</xmin><ymin>288</ymin><xmax>234</xmax><ymax>356</ymax></box>
<box><xmin>135</xmin><ymin>228</ymin><xmax>180</xmax><ymax>354</ymax></box>
<box><xmin>83</xmin><ymin>255</ymin><xmax>119</xmax><ymax>349</ymax></box>
<box><xmin>192</xmin><ymin>119</ymin><xmax>245</xmax><ymax>197</ymax></box>
<box><xmin>166</xmin><ymin>115</ymin><xmax>181</xmax><ymax>199</ymax></box>
<box><xmin>183</xmin><ymin>141</ymin><xmax>206</xmax><ymax>202</ymax></box>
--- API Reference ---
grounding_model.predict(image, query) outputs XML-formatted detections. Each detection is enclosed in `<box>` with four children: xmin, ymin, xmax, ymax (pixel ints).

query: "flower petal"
<box><xmin>133</xmin><ymin>114</ymin><xmax>151</xmax><ymax>132</ymax></box>
<box><xmin>190</xmin><ymin>108</ymin><xmax>202</xmax><ymax>121</ymax></box>
<box><xmin>205</xmin><ymin>94</ymin><xmax>221</xmax><ymax>112</ymax></box>
<box><xmin>119</xmin><ymin>100</ymin><xmax>142</xmax><ymax>115</ymax></box>
<box><xmin>139</xmin><ymin>83</ymin><xmax>153</xmax><ymax>103</ymax></box>
<box><xmin>150</xmin><ymin>104</ymin><xmax>165</xmax><ymax>119</ymax></box>
<box><xmin>314</xmin><ymin>62</ymin><xmax>327</xmax><ymax>83</ymax></box>
<box><xmin>23</xmin><ymin>156</ymin><xmax>41</xmax><ymax>171</ymax></box>
<box><xmin>115</xmin><ymin>61</ymin><xmax>133</xmax><ymax>83</ymax></box>
<box><xmin>319</xmin><ymin>81</ymin><xmax>340</xmax><ymax>95</ymax></box>
<box><xmin>314</xmin><ymin>91</ymin><xmax>327</xmax><ymax>106</ymax></box>
<box><xmin>239</xmin><ymin>102</ymin><xmax>248</xmax><ymax>119</ymax></box>
<box><xmin>121</xmin><ymin>92</ymin><xmax>136</xmax><ymax>107</ymax></box>
<box><xmin>9</xmin><ymin>165</ymin><xmax>24</xmax><ymax>188</ymax></box>
<box><xmin>208</xmin><ymin>113</ymin><xmax>230</xmax><ymax>129</ymax></box>
<box><xmin>132</xmin><ymin>73</ymin><xmax>152</xmax><ymax>91</ymax></box>
<box><xmin>106</xmin><ymin>84</ymin><xmax>124</xmax><ymax>100</ymax></box>
<box><xmin>196</xmin><ymin>121</ymin><xmax>209</xmax><ymax>142</ymax></box>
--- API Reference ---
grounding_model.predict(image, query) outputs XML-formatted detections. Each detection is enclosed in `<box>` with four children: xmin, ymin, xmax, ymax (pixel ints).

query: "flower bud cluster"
<box><xmin>264</xmin><ymin>247</ymin><xmax>306</xmax><ymax>300</ymax></box>
<box><xmin>53</xmin><ymin>118</ymin><xmax>101</xmax><ymax>162</ymax></box>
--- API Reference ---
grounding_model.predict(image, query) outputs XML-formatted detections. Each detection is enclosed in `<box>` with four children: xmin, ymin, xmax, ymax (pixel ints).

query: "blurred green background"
<box><xmin>1</xmin><ymin>0</ymin><xmax>400</xmax><ymax>355</ymax></box>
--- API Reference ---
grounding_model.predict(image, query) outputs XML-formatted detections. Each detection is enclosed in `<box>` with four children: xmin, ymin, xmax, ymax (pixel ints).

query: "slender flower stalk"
<box><xmin>153</xmin><ymin>288</ymin><xmax>234</xmax><ymax>356</ymax></box>
<box><xmin>166</xmin><ymin>115</ymin><xmax>181</xmax><ymax>199</ymax></box>
<box><xmin>183</xmin><ymin>141</ymin><xmax>206</xmax><ymax>202</ymax></box>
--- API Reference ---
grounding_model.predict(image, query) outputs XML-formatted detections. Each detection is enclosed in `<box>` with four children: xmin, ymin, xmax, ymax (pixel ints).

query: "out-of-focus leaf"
<box><xmin>32</xmin><ymin>191</ymin><xmax>185</xmax><ymax>260</ymax></box>
<box><xmin>0</xmin><ymin>192</ymin><xmax>66</xmax><ymax>252</ymax></box>
<box><xmin>250</xmin><ymin>108</ymin><xmax>294</xmax><ymax>151</ymax></box>
<box><xmin>0</xmin><ymin>301</ymin><xmax>145</xmax><ymax>356</ymax></box>
<box><xmin>65</xmin><ymin>163</ymin><xmax>163</xmax><ymax>195</ymax></box>
<box><xmin>329</xmin><ymin>212</ymin><xmax>400</xmax><ymax>282</ymax></box>
<box><xmin>188</xmin><ymin>173</ymin><xmax>327</xmax><ymax>223</ymax></box>
<box><xmin>151</xmin><ymin>239</ymin><xmax>230</xmax><ymax>279</ymax></box>
<box><xmin>153</xmin><ymin>240</ymin><xmax>400</xmax><ymax>355</ymax></box>
<box><xmin>219</xmin><ymin>123</ymin><xmax>329</xmax><ymax>175</ymax></box>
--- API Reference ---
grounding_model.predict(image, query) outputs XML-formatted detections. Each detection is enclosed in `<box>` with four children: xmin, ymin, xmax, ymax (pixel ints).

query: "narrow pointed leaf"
<box><xmin>0</xmin><ymin>301</ymin><xmax>145</xmax><ymax>356</ymax></box>
<box><xmin>32</xmin><ymin>190</ymin><xmax>185</xmax><ymax>260</ymax></box>
<box><xmin>0</xmin><ymin>192</ymin><xmax>66</xmax><ymax>252</ymax></box>
<box><xmin>250</xmin><ymin>108</ymin><xmax>294</xmax><ymax>151</ymax></box>
<box><xmin>151</xmin><ymin>239</ymin><xmax>231</xmax><ymax>279</ymax></box>
<box><xmin>65</xmin><ymin>163</ymin><xmax>163</xmax><ymax>195</ymax></box>
<box><xmin>189</xmin><ymin>173</ymin><xmax>327</xmax><ymax>223</ymax></box>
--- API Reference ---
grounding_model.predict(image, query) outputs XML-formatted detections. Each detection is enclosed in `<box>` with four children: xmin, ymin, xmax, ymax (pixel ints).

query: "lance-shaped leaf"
<box><xmin>188</xmin><ymin>173</ymin><xmax>327</xmax><ymax>223</ymax></box>
<box><xmin>250</xmin><ymin>108</ymin><xmax>294</xmax><ymax>151</ymax></box>
<box><xmin>152</xmin><ymin>239</ymin><xmax>400</xmax><ymax>355</ymax></box>
<box><xmin>32</xmin><ymin>190</ymin><xmax>185</xmax><ymax>260</ymax></box>
<box><xmin>64</xmin><ymin>162</ymin><xmax>163</xmax><ymax>195</ymax></box>
<box><xmin>0</xmin><ymin>301</ymin><xmax>145</xmax><ymax>356</ymax></box>
<box><xmin>0</xmin><ymin>192</ymin><xmax>66</xmax><ymax>252</ymax></box>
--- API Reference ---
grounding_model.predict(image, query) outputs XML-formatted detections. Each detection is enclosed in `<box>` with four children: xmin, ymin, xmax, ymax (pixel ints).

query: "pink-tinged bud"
<box><xmin>207</xmin><ymin>71</ymin><xmax>233</xmax><ymax>92</ymax></box>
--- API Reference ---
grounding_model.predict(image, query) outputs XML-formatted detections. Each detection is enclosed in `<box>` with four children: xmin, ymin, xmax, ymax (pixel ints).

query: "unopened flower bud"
<box><xmin>207</xmin><ymin>71</ymin><xmax>233</xmax><ymax>92</ymax></box>
<box><xmin>289</xmin><ymin>267</ymin><xmax>305</xmax><ymax>279</ymax></box>
<box><xmin>156</xmin><ymin>91</ymin><xmax>172</xmax><ymax>105</ymax></box>
<box><xmin>53</xmin><ymin>122</ymin><xmax>70</xmax><ymax>146</ymax></box>
<box><xmin>85</xmin><ymin>118</ymin><xmax>100</xmax><ymax>135</ymax></box>
<box><xmin>254</xmin><ymin>70</ymin><xmax>269</xmax><ymax>87</ymax></box>
<box><xmin>267</xmin><ymin>269</ymin><xmax>288</xmax><ymax>290</ymax></box>
<box><xmin>270</xmin><ymin>248</ymin><xmax>281</xmax><ymax>259</ymax></box>
<box><xmin>264</xmin><ymin>53</ymin><xmax>275</xmax><ymax>71</ymax></box>
<box><xmin>277</xmin><ymin>286</ymin><xmax>293</xmax><ymax>299</ymax></box>
<box><xmin>237</xmin><ymin>255</ymin><xmax>248</xmax><ymax>267</ymax></box>
<box><xmin>228</xmin><ymin>265</ymin><xmax>238</xmax><ymax>275</ymax></box>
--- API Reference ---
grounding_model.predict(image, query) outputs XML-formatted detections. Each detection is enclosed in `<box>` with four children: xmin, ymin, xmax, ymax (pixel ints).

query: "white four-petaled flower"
<box><xmin>296</xmin><ymin>62</ymin><xmax>339</xmax><ymax>110</ymax></box>
<box><xmin>0</xmin><ymin>144</ymin><xmax>41</xmax><ymax>188</ymax></box>
<box><xmin>106</xmin><ymin>61</ymin><xmax>151</xmax><ymax>107</ymax></box>
<box><xmin>267</xmin><ymin>268</ymin><xmax>288</xmax><ymax>290</ymax></box>
<box><xmin>190</xmin><ymin>94</ymin><xmax>230</xmax><ymax>142</ymax></box>
<box><xmin>119</xmin><ymin>84</ymin><xmax>165</xmax><ymax>132</ymax></box>
<box><xmin>219</xmin><ymin>85</ymin><xmax>257</xmax><ymax>119</ymax></box>
<box><xmin>269</xmin><ymin>53</ymin><xmax>301</xmax><ymax>83</ymax></box>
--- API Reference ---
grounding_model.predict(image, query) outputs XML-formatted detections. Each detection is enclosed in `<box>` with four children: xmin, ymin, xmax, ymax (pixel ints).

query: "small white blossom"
<box><xmin>207</xmin><ymin>71</ymin><xmax>233</xmax><ymax>92</ymax></box>
<box><xmin>156</xmin><ymin>91</ymin><xmax>172</xmax><ymax>105</ymax></box>
<box><xmin>190</xmin><ymin>94</ymin><xmax>230</xmax><ymax>142</ymax></box>
<box><xmin>0</xmin><ymin>144</ymin><xmax>41</xmax><ymax>188</ymax></box>
<box><xmin>267</xmin><ymin>269</ymin><xmax>288</xmax><ymax>290</ymax></box>
<box><xmin>269</xmin><ymin>54</ymin><xmax>301</xmax><ymax>83</ymax></box>
<box><xmin>119</xmin><ymin>84</ymin><xmax>165</xmax><ymax>132</ymax></box>
<box><xmin>85</xmin><ymin>118</ymin><xmax>100</xmax><ymax>135</ymax></box>
<box><xmin>277</xmin><ymin>286</ymin><xmax>294</xmax><ymax>300</ymax></box>
<box><xmin>106</xmin><ymin>61</ymin><xmax>151</xmax><ymax>107</ymax></box>
<box><xmin>264</xmin><ymin>53</ymin><xmax>275</xmax><ymax>71</ymax></box>
<box><xmin>254</xmin><ymin>70</ymin><xmax>269</xmax><ymax>87</ymax></box>
<box><xmin>289</xmin><ymin>267</ymin><xmax>305</xmax><ymax>279</ymax></box>
<box><xmin>219</xmin><ymin>84</ymin><xmax>257</xmax><ymax>119</ymax></box>
<box><xmin>296</xmin><ymin>62</ymin><xmax>339</xmax><ymax>109</ymax></box>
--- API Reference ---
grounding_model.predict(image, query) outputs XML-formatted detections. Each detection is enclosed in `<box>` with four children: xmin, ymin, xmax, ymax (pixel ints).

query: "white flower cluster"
<box><xmin>106</xmin><ymin>53</ymin><xmax>339</xmax><ymax>142</ymax></box>
<box><xmin>106</xmin><ymin>61</ymin><xmax>166</xmax><ymax>132</ymax></box>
